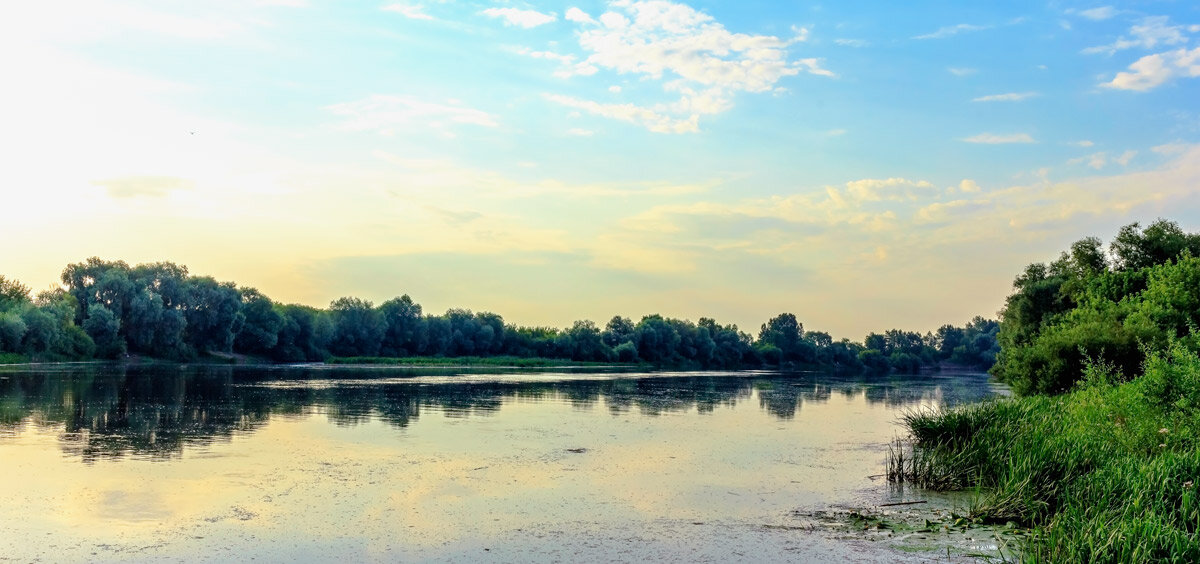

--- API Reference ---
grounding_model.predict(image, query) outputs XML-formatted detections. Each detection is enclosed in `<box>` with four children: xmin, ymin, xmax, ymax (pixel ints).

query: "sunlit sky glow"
<box><xmin>3</xmin><ymin>0</ymin><xmax>1200</xmax><ymax>339</ymax></box>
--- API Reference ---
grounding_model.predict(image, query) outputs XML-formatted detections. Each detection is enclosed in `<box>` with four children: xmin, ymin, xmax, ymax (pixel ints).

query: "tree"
<box><xmin>182</xmin><ymin>277</ymin><xmax>242</xmax><ymax>354</ymax></box>
<box><xmin>0</xmin><ymin>275</ymin><xmax>30</xmax><ymax>311</ymax></box>
<box><xmin>1110</xmin><ymin>219</ymin><xmax>1200</xmax><ymax>272</ymax></box>
<box><xmin>234</xmin><ymin>288</ymin><xmax>283</xmax><ymax>355</ymax></box>
<box><xmin>378</xmin><ymin>295</ymin><xmax>423</xmax><ymax>356</ymax></box>
<box><xmin>759</xmin><ymin>313</ymin><xmax>804</xmax><ymax>360</ymax></box>
<box><xmin>0</xmin><ymin>313</ymin><xmax>27</xmax><ymax>352</ymax></box>
<box><xmin>83</xmin><ymin>304</ymin><xmax>124</xmax><ymax>358</ymax></box>
<box><xmin>328</xmin><ymin>297</ymin><xmax>385</xmax><ymax>357</ymax></box>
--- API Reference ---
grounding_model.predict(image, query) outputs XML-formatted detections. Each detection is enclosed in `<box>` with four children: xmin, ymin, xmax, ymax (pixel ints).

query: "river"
<box><xmin>0</xmin><ymin>364</ymin><xmax>1005</xmax><ymax>562</ymax></box>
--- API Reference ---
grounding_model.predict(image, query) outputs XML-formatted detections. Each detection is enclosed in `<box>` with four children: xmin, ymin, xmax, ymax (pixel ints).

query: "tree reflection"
<box><xmin>0</xmin><ymin>366</ymin><xmax>996</xmax><ymax>461</ymax></box>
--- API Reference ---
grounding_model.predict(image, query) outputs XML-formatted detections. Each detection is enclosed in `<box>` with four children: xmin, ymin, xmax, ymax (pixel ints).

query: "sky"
<box><xmin>2</xmin><ymin>0</ymin><xmax>1200</xmax><ymax>340</ymax></box>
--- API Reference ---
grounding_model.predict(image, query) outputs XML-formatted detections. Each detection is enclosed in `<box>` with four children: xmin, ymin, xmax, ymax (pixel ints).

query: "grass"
<box><xmin>888</xmin><ymin>342</ymin><xmax>1200</xmax><ymax>562</ymax></box>
<box><xmin>326</xmin><ymin>355</ymin><xmax>634</xmax><ymax>368</ymax></box>
<box><xmin>0</xmin><ymin>352</ymin><xmax>28</xmax><ymax>364</ymax></box>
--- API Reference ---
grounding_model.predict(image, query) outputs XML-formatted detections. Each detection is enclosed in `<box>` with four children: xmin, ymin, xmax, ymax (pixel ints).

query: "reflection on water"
<box><xmin>0</xmin><ymin>365</ymin><xmax>998</xmax><ymax>461</ymax></box>
<box><xmin>0</xmin><ymin>365</ymin><xmax>1003</xmax><ymax>562</ymax></box>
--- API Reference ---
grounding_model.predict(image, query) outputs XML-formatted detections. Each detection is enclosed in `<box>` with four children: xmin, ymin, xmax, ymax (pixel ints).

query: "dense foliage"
<box><xmin>893</xmin><ymin>218</ymin><xmax>1200</xmax><ymax>561</ymax></box>
<box><xmin>895</xmin><ymin>344</ymin><xmax>1200</xmax><ymax>562</ymax></box>
<box><xmin>0</xmin><ymin>258</ymin><xmax>995</xmax><ymax>371</ymax></box>
<box><xmin>993</xmin><ymin>219</ymin><xmax>1200</xmax><ymax>394</ymax></box>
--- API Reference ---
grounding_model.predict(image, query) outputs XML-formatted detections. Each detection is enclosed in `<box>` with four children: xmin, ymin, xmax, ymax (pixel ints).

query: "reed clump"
<box><xmin>889</xmin><ymin>342</ymin><xmax>1200</xmax><ymax>562</ymax></box>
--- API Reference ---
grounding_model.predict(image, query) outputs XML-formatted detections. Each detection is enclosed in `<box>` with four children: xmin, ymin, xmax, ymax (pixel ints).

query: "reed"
<box><xmin>889</xmin><ymin>342</ymin><xmax>1200</xmax><ymax>561</ymax></box>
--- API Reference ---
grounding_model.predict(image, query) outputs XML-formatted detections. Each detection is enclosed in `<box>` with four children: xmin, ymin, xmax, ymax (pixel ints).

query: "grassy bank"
<box><xmin>890</xmin><ymin>343</ymin><xmax>1200</xmax><ymax>562</ymax></box>
<box><xmin>326</xmin><ymin>355</ymin><xmax>636</xmax><ymax>368</ymax></box>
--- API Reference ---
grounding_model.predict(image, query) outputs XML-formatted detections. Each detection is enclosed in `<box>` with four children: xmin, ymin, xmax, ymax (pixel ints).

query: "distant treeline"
<box><xmin>0</xmin><ymin>257</ymin><xmax>997</xmax><ymax>371</ymax></box>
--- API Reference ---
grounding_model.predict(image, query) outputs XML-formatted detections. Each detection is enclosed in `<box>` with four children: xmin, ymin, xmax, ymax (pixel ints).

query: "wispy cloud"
<box><xmin>544</xmin><ymin>94</ymin><xmax>699</xmax><ymax>134</ymax></box>
<box><xmin>834</xmin><ymin>38</ymin><xmax>870</xmax><ymax>47</ymax></box>
<box><xmin>915</xmin><ymin>23</ymin><xmax>988</xmax><ymax>40</ymax></box>
<box><xmin>972</xmin><ymin>92</ymin><xmax>1039</xmax><ymax>102</ymax></box>
<box><xmin>947</xmin><ymin>67</ymin><xmax>978</xmax><ymax>77</ymax></box>
<box><xmin>383</xmin><ymin>3</ymin><xmax>434</xmax><ymax>21</ymax></box>
<box><xmin>1075</xmin><ymin>7</ymin><xmax>1116</xmax><ymax>21</ymax></box>
<box><xmin>1067</xmin><ymin>149</ymin><xmax>1138</xmax><ymax>170</ymax></box>
<box><xmin>327</xmin><ymin>95</ymin><xmax>498</xmax><ymax>135</ymax></box>
<box><xmin>481</xmin><ymin>7</ymin><xmax>556</xmax><ymax>28</ymax></box>
<box><xmin>1103</xmin><ymin>46</ymin><xmax>1200</xmax><ymax>91</ymax></box>
<box><xmin>92</xmin><ymin>175</ymin><xmax>194</xmax><ymax>198</ymax></box>
<box><xmin>962</xmin><ymin>133</ymin><xmax>1036</xmax><ymax>144</ymax></box>
<box><xmin>1083</xmin><ymin>16</ymin><xmax>1191</xmax><ymax>55</ymax></box>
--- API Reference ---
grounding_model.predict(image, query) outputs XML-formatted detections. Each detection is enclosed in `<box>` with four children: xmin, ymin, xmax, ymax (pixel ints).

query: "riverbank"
<box><xmin>889</xmin><ymin>342</ymin><xmax>1200</xmax><ymax>561</ymax></box>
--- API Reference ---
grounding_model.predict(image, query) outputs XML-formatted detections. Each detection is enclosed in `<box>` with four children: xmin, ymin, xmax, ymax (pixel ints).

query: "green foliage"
<box><xmin>83</xmin><ymin>305</ymin><xmax>124</xmax><ymax>359</ymax></box>
<box><xmin>0</xmin><ymin>312</ymin><xmax>28</xmax><ymax>352</ymax></box>
<box><xmin>994</xmin><ymin>220</ymin><xmax>1200</xmax><ymax>394</ymax></box>
<box><xmin>0</xmin><ymin>275</ymin><xmax>31</xmax><ymax>311</ymax></box>
<box><xmin>2</xmin><ymin>258</ymin><xmax>994</xmax><ymax>371</ymax></box>
<box><xmin>234</xmin><ymin>288</ymin><xmax>283</xmax><ymax>355</ymax></box>
<box><xmin>328</xmin><ymin>297</ymin><xmax>385</xmax><ymax>357</ymax></box>
<box><xmin>893</xmin><ymin>342</ymin><xmax>1200</xmax><ymax>561</ymax></box>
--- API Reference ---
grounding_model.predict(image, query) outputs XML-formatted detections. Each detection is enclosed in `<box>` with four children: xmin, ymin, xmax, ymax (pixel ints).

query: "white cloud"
<box><xmin>947</xmin><ymin>67</ymin><xmax>977</xmax><ymax>77</ymax></box>
<box><xmin>971</xmin><ymin>92</ymin><xmax>1039</xmax><ymax>102</ymax></box>
<box><xmin>825</xmin><ymin>128</ymin><xmax>847</xmax><ymax>137</ymax></box>
<box><xmin>327</xmin><ymin>95</ymin><xmax>498</xmax><ymax>135</ymax></box>
<box><xmin>1114</xmin><ymin>149</ymin><xmax>1137</xmax><ymax>166</ymax></box>
<box><xmin>962</xmin><ymin>133</ymin><xmax>1036</xmax><ymax>144</ymax></box>
<box><xmin>1083</xmin><ymin>16</ymin><xmax>1190</xmax><ymax>55</ymax></box>
<box><xmin>383</xmin><ymin>3</ymin><xmax>434</xmax><ymax>21</ymax></box>
<box><xmin>565</xmin><ymin>7</ymin><xmax>596</xmax><ymax>25</ymax></box>
<box><xmin>844</xmin><ymin>178</ymin><xmax>936</xmax><ymax>202</ymax></box>
<box><xmin>1153</xmin><ymin>143</ymin><xmax>1189</xmax><ymax>156</ymax></box>
<box><xmin>544</xmin><ymin>94</ymin><xmax>699</xmax><ymax>134</ymax></box>
<box><xmin>1076</xmin><ymin>7</ymin><xmax>1116</xmax><ymax>21</ymax></box>
<box><xmin>914</xmin><ymin>23</ymin><xmax>988</xmax><ymax>40</ymax></box>
<box><xmin>1103</xmin><ymin>47</ymin><xmax>1200</xmax><ymax>91</ymax></box>
<box><xmin>608</xmin><ymin>85</ymin><xmax>622</xmax><ymax>93</ymax></box>
<box><xmin>958</xmin><ymin>179</ymin><xmax>981</xmax><ymax>193</ymax></box>
<box><xmin>1069</xmin><ymin>152</ymin><xmax>1109</xmax><ymax>169</ymax></box>
<box><xmin>537</xmin><ymin>0</ymin><xmax>826</xmax><ymax>133</ymax></box>
<box><xmin>482</xmin><ymin>7</ymin><xmax>557</xmax><ymax>28</ymax></box>
<box><xmin>1071</xmin><ymin>140</ymin><xmax>1095</xmax><ymax>147</ymax></box>
<box><xmin>1068</xmin><ymin>149</ymin><xmax>1137</xmax><ymax>169</ymax></box>
<box><xmin>834</xmin><ymin>38</ymin><xmax>869</xmax><ymax>47</ymax></box>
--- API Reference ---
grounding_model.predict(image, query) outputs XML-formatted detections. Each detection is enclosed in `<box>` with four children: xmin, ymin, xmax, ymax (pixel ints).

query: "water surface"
<box><xmin>0</xmin><ymin>365</ymin><xmax>1003</xmax><ymax>562</ymax></box>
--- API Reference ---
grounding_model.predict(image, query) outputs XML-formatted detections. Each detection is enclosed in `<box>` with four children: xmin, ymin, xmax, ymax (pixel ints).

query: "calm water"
<box><xmin>0</xmin><ymin>364</ymin><xmax>1004</xmax><ymax>562</ymax></box>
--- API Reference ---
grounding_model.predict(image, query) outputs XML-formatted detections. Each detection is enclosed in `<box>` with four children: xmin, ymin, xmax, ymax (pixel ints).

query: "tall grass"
<box><xmin>889</xmin><ymin>342</ymin><xmax>1200</xmax><ymax>562</ymax></box>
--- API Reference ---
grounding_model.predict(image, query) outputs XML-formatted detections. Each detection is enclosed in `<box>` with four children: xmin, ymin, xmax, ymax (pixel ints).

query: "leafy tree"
<box><xmin>329</xmin><ymin>297</ymin><xmax>385</xmax><ymax>357</ymax></box>
<box><xmin>759</xmin><ymin>313</ymin><xmax>806</xmax><ymax>361</ymax></box>
<box><xmin>1109</xmin><ymin>219</ymin><xmax>1200</xmax><ymax>271</ymax></box>
<box><xmin>0</xmin><ymin>313</ymin><xmax>27</xmax><ymax>352</ymax></box>
<box><xmin>234</xmin><ymin>288</ymin><xmax>283</xmax><ymax>355</ymax></box>
<box><xmin>378</xmin><ymin>295</ymin><xmax>423</xmax><ymax>356</ymax></box>
<box><xmin>602</xmin><ymin>316</ymin><xmax>635</xmax><ymax>347</ymax></box>
<box><xmin>182</xmin><ymin>277</ymin><xmax>242</xmax><ymax>354</ymax></box>
<box><xmin>0</xmin><ymin>275</ymin><xmax>30</xmax><ymax>311</ymax></box>
<box><xmin>83</xmin><ymin>304</ymin><xmax>124</xmax><ymax>359</ymax></box>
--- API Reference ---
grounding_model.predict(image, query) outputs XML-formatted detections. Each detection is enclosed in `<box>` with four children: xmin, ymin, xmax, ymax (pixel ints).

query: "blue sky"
<box><xmin>3</xmin><ymin>0</ymin><xmax>1200</xmax><ymax>338</ymax></box>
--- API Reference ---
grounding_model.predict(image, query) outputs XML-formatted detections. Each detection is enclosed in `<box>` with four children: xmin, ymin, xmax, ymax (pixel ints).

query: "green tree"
<box><xmin>329</xmin><ymin>297</ymin><xmax>385</xmax><ymax>357</ymax></box>
<box><xmin>0</xmin><ymin>275</ymin><xmax>31</xmax><ymax>311</ymax></box>
<box><xmin>234</xmin><ymin>288</ymin><xmax>283</xmax><ymax>355</ymax></box>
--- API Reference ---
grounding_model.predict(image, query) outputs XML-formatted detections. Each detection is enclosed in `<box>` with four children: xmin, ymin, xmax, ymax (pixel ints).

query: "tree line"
<box><xmin>993</xmin><ymin>218</ymin><xmax>1200</xmax><ymax>394</ymax></box>
<box><xmin>0</xmin><ymin>257</ymin><xmax>997</xmax><ymax>372</ymax></box>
